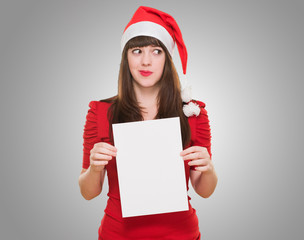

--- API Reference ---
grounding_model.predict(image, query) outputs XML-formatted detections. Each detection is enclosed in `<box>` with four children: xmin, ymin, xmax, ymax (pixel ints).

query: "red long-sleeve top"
<box><xmin>82</xmin><ymin>100</ymin><xmax>211</xmax><ymax>240</ymax></box>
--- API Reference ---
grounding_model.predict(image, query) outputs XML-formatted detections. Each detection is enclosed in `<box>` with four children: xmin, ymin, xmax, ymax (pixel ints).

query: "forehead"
<box><xmin>127</xmin><ymin>36</ymin><xmax>162</xmax><ymax>49</ymax></box>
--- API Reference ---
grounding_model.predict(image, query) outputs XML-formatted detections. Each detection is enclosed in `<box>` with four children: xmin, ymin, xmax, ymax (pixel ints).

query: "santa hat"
<box><xmin>121</xmin><ymin>6</ymin><xmax>200</xmax><ymax>117</ymax></box>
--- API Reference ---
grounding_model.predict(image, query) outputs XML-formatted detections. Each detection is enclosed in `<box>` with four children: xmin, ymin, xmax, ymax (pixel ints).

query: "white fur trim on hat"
<box><xmin>121</xmin><ymin>21</ymin><xmax>175</xmax><ymax>55</ymax></box>
<box><xmin>183</xmin><ymin>102</ymin><xmax>201</xmax><ymax>117</ymax></box>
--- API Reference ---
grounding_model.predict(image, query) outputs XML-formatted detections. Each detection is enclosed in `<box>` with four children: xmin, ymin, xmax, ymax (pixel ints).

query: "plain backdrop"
<box><xmin>0</xmin><ymin>0</ymin><xmax>303</xmax><ymax>239</ymax></box>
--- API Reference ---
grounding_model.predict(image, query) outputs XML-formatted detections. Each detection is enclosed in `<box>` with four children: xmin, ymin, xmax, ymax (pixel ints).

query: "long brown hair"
<box><xmin>104</xmin><ymin>36</ymin><xmax>191</xmax><ymax>147</ymax></box>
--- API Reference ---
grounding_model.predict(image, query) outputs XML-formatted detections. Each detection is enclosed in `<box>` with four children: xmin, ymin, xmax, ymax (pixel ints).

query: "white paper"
<box><xmin>112</xmin><ymin>117</ymin><xmax>189</xmax><ymax>218</ymax></box>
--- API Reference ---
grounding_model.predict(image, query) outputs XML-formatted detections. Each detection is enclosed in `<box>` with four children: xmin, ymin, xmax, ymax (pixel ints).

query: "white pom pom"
<box><xmin>181</xmin><ymin>85</ymin><xmax>192</xmax><ymax>103</ymax></box>
<box><xmin>183</xmin><ymin>102</ymin><xmax>201</xmax><ymax>117</ymax></box>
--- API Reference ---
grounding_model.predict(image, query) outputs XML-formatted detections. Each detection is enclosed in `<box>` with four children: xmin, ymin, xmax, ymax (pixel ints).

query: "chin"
<box><xmin>134</xmin><ymin>80</ymin><xmax>160</xmax><ymax>89</ymax></box>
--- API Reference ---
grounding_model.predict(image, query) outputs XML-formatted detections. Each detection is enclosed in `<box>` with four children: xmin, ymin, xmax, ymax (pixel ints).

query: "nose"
<box><xmin>141</xmin><ymin>51</ymin><xmax>152</xmax><ymax>66</ymax></box>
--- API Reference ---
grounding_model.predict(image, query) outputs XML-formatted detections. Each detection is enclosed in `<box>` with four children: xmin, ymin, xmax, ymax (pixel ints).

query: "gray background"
<box><xmin>0</xmin><ymin>0</ymin><xmax>303</xmax><ymax>239</ymax></box>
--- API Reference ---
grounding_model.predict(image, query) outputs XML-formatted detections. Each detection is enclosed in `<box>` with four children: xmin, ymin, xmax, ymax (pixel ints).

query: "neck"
<box><xmin>133</xmin><ymin>85</ymin><xmax>159</xmax><ymax>120</ymax></box>
<box><xmin>134</xmin><ymin>85</ymin><xmax>159</xmax><ymax>107</ymax></box>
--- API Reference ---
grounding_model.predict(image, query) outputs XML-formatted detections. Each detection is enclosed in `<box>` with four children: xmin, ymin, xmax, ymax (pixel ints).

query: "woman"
<box><xmin>79</xmin><ymin>6</ymin><xmax>217</xmax><ymax>239</ymax></box>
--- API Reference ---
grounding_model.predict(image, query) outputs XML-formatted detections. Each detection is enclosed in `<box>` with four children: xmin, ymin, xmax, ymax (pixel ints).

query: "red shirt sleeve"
<box><xmin>82</xmin><ymin>101</ymin><xmax>99</xmax><ymax>169</ymax></box>
<box><xmin>188</xmin><ymin>101</ymin><xmax>212</xmax><ymax>171</ymax></box>
<box><xmin>194</xmin><ymin>101</ymin><xmax>212</xmax><ymax>159</ymax></box>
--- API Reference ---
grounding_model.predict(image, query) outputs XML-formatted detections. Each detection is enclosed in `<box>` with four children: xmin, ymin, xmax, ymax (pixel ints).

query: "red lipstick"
<box><xmin>139</xmin><ymin>70</ymin><xmax>153</xmax><ymax>77</ymax></box>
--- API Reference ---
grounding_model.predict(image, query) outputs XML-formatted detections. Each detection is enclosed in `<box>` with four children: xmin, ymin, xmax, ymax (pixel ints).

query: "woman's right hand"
<box><xmin>90</xmin><ymin>142</ymin><xmax>117</xmax><ymax>172</ymax></box>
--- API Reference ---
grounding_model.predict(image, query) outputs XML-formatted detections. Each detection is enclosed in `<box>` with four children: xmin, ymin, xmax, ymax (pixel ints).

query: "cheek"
<box><xmin>127</xmin><ymin>53</ymin><xmax>136</xmax><ymax>66</ymax></box>
<box><xmin>127</xmin><ymin>57</ymin><xmax>137</xmax><ymax>75</ymax></box>
<box><xmin>158</xmin><ymin>58</ymin><xmax>166</xmax><ymax>73</ymax></box>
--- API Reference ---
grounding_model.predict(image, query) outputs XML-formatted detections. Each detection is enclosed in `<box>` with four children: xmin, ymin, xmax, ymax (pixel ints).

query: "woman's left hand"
<box><xmin>180</xmin><ymin>146</ymin><xmax>214</xmax><ymax>174</ymax></box>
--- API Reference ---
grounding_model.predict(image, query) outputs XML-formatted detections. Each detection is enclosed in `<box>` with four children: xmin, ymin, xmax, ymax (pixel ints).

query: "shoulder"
<box><xmin>191</xmin><ymin>99</ymin><xmax>206</xmax><ymax>109</ymax></box>
<box><xmin>88</xmin><ymin>96</ymin><xmax>116</xmax><ymax>113</ymax></box>
<box><xmin>88</xmin><ymin>100</ymin><xmax>112</xmax><ymax>108</ymax></box>
<box><xmin>85</xmin><ymin>98</ymin><xmax>115</xmax><ymax>139</ymax></box>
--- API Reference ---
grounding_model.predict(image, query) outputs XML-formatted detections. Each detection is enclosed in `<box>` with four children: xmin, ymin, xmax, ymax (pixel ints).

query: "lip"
<box><xmin>139</xmin><ymin>70</ymin><xmax>153</xmax><ymax>77</ymax></box>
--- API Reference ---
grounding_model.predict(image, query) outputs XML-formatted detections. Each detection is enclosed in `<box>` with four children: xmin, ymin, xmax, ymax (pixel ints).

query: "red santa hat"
<box><xmin>121</xmin><ymin>6</ymin><xmax>187</xmax><ymax>74</ymax></box>
<box><xmin>121</xmin><ymin>6</ymin><xmax>200</xmax><ymax>117</ymax></box>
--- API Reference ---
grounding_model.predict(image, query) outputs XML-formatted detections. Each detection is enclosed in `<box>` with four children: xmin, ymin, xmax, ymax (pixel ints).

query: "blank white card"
<box><xmin>112</xmin><ymin>117</ymin><xmax>189</xmax><ymax>218</ymax></box>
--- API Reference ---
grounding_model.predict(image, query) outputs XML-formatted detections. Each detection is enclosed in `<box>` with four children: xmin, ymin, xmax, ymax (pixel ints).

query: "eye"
<box><xmin>131</xmin><ymin>49</ymin><xmax>141</xmax><ymax>54</ymax></box>
<box><xmin>153</xmin><ymin>49</ymin><xmax>163</xmax><ymax>55</ymax></box>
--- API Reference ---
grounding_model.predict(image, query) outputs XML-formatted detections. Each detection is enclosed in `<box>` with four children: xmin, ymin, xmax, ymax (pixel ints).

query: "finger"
<box><xmin>194</xmin><ymin>162</ymin><xmax>214</xmax><ymax>172</ymax></box>
<box><xmin>180</xmin><ymin>146</ymin><xmax>204</xmax><ymax>156</ymax></box>
<box><xmin>90</xmin><ymin>153</ymin><xmax>113</xmax><ymax>161</ymax></box>
<box><xmin>182</xmin><ymin>151</ymin><xmax>203</xmax><ymax>161</ymax></box>
<box><xmin>95</xmin><ymin>142</ymin><xmax>117</xmax><ymax>152</ymax></box>
<box><xmin>180</xmin><ymin>146</ymin><xmax>197</xmax><ymax>156</ymax></box>
<box><xmin>187</xmin><ymin>159</ymin><xmax>205</xmax><ymax>166</ymax></box>
<box><xmin>182</xmin><ymin>150</ymin><xmax>210</xmax><ymax>160</ymax></box>
<box><xmin>95</xmin><ymin>147</ymin><xmax>117</xmax><ymax>157</ymax></box>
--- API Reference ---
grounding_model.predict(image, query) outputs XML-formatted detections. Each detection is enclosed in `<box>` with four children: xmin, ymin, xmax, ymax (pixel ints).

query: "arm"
<box><xmin>181</xmin><ymin>146</ymin><xmax>218</xmax><ymax>198</ymax></box>
<box><xmin>78</xmin><ymin>167</ymin><xmax>106</xmax><ymax>200</ymax></box>
<box><xmin>79</xmin><ymin>142</ymin><xmax>117</xmax><ymax>200</ymax></box>
<box><xmin>183</xmin><ymin>101</ymin><xmax>217</xmax><ymax>198</ymax></box>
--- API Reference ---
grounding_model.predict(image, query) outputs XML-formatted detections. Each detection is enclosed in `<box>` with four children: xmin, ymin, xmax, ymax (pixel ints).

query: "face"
<box><xmin>127</xmin><ymin>45</ymin><xmax>166</xmax><ymax>91</ymax></box>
